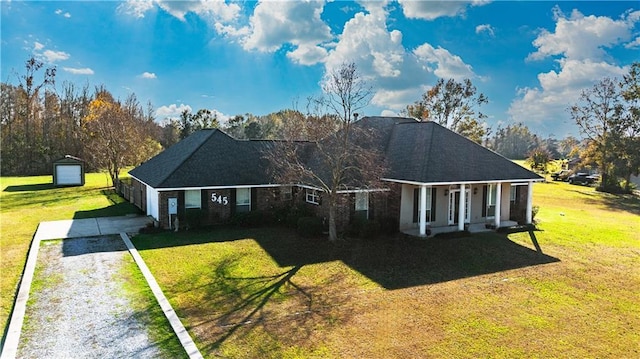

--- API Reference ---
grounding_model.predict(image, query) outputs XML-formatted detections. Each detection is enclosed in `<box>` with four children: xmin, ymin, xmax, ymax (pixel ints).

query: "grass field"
<box><xmin>0</xmin><ymin>173</ymin><xmax>140</xmax><ymax>337</ymax></box>
<box><xmin>131</xmin><ymin>179</ymin><xmax>640</xmax><ymax>358</ymax></box>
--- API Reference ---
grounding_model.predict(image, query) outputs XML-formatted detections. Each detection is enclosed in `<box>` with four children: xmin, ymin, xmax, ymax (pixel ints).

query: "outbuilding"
<box><xmin>53</xmin><ymin>155</ymin><xmax>85</xmax><ymax>187</ymax></box>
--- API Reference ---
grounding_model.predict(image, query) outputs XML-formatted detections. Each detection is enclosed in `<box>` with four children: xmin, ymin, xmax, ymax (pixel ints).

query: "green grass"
<box><xmin>132</xmin><ymin>181</ymin><xmax>640</xmax><ymax>358</ymax></box>
<box><xmin>119</xmin><ymin>256</ymin><xmax>188</xmax><ymax>358</ymax></box>
<box><xmin>0</xmin><ymin>172</ymin><xmax>140</xmax><ymax>334</ymax></box>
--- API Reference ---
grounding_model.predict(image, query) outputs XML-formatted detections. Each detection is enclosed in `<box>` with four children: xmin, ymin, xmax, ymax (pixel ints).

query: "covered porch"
<box><xmin>392</xmin><ymin>180</ymin><xmax>536</xmax><ymax>238</ymax></box>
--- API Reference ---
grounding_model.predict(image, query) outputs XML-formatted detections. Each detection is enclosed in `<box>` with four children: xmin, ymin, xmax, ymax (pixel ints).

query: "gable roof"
<box><xmin>383</xmin><ymin>120</ymin><xmax>542</xmax><ymax>184</ymax></box>
<box><xmin>130</xmin><ymin>117</ymin><xmax>541</xmax><ymax>189</ymax></box>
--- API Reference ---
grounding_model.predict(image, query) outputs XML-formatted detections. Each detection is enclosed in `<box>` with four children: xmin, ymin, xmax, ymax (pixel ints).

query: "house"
<box><xmin>128</xmin><ymin>117</ymin><xmax>543</xmax><ymax>236</ymax></box>
<box><xmin>53</xmin><ymin>155</ymin><xmax>85</xmax><ymax>187</ymax></box>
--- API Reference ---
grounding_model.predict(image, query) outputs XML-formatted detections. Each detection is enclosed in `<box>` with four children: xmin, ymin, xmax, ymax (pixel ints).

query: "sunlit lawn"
<box><xmin>132</xmin><ymin>178</ymin><xmax>640</xmax><ymax>358</ymax></box>
<box><xmin>0</xmin><ymin>173</ymin><xmax>139</xmax><ymax>334</ymax></box>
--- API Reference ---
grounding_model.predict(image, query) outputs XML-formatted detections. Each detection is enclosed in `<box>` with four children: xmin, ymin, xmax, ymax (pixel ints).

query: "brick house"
<box><xmin>129</xmin><ymin>116</ymin><xmax>542</xmax><ymax>236</ymax></box>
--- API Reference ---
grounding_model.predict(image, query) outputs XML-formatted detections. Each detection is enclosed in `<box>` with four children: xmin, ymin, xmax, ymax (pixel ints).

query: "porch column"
<box><xmin>494</xmin><ymin>183</ymin><xmax>502</xmax><ymax>228</ymax></box>
<box><xmin>419</xmin><ymin>185</ymin><xmax>428</xmax><ymax>236</ymax></box>
<box><xmin>526</xmin><ymin>181</ymin><xmax>534</xmax><ymax>224</ymax></box>
<box><xmin>458</xmin><ymin>184</ymin><xmax>466</xmax><ymax>231</ymax></box>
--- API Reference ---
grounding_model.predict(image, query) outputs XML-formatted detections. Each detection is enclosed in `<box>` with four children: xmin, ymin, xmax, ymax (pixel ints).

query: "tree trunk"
<box><xmin>328</xmin><ymin>194</ymin><xmax>338</xmax><ymax>242</ymax></box>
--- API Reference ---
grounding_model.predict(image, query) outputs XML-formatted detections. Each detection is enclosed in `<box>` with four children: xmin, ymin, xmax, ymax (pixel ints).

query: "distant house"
<box><xmin>53</xmin><ymin>155</ymin><xmax>85</xmax><ymax>187</ymax></box>
<box><xmin>129</xmin><ymin>117</ymin><xmax>542</xmax><ymax>236</ymax></box>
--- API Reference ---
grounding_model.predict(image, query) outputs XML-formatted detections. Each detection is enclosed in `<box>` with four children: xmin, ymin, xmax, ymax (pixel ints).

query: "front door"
<box><xmin>448</xmin><ymin>188</ymin><xmax>470</xmax><ymax>225</ymax></box>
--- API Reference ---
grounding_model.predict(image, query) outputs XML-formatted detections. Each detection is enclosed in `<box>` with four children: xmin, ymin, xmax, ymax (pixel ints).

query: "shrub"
<box><xmin>378</xmin><ymin>216</ymin><xmax>399</xmax><ymax>235</ymax></box>
<box><xmin>348</xmin><ymin>217</ymin><xmax>382</xmax><ymax>239</ymax></box>
<box><xmin>230</xmin><ymin>210</ymin><xmax>273</xmax><ymax>227</ymax></box>
<box><xmin>296</xmin><ymin>216</ymin><xmax>323</xmax><ymax>238</ymax></box>
<box><xmin>185</xmin><ymin>208</ymin><xmax>204</xmax><ymax>229</ymax></box>
<box><xmin>284</xmin><ymin>206</ymin><xmax>313</xmax><ymax>228</ymax></box>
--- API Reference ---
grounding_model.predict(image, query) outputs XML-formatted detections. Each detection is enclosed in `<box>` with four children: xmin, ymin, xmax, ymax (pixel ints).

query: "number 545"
<box><xmin>211</xmin><ymin>193</ymin><xmax>229</xmax><ymax>205</ymax></box>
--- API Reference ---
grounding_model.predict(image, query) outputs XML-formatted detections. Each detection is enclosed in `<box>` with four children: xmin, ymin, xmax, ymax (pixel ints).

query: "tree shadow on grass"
<box><xmin>73</xmin><ymin>189</ymin><xmax>141</xmax><ymax>219</ymax></box>
<box><xmin>134</xmin><ymin>227</ymin><xmax>559</xmax><ymax>291</ymax></box>
<box><xmin>3</xmin><ymin>183</ymin><xmax>55</xmax><ymax>192</ymax></box>
<box><xmin>568</xmin><ymin>189</ymin><xmax>640</xmax><ymax>216</ymax></box>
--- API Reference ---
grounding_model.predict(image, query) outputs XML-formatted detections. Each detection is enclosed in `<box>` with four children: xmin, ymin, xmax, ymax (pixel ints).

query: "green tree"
<box><xmin>406</xmin><ymin>78</ymin><xmax>488</xmax><ymax>143</ymax></box>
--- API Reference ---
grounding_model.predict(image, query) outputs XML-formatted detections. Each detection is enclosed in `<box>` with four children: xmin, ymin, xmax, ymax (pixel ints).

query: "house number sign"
<box><xmin>211</xmin><ymin>192</ymin><xmax>229</xmax><ymax>205</ymax></box>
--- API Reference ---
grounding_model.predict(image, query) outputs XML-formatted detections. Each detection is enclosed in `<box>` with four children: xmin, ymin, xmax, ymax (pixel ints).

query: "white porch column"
<box><xmin>419</xmin><ymin>185</ymin><xmax>428</xmax><ymax>236</ymax></box>
<box><xmin>458</xmin><ymin>184</ymin><xmax>466</xmax><ymax>231</ymax></box>
<box><xmin>526</xmin><ymin>181</ymin><xmax>534</xmax><ymax>224</ymax></box>
<box><xmin>494</xmin><ymin>183</ymin><xmax>502</xmax><ymax>228</ymax></box>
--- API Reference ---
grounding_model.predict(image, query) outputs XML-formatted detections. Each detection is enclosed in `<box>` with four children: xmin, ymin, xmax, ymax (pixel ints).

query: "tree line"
<box><xmin>2</xmin><ymin>57</ymin><xmax>638</xmax><ymax>193</ymax></box>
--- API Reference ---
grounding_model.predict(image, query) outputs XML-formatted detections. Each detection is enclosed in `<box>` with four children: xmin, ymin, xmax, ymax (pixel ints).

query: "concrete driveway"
<box><xmin>33</xmin><ymin>215</ymin><xmax>152</xmax><ymax>241</ymax></box>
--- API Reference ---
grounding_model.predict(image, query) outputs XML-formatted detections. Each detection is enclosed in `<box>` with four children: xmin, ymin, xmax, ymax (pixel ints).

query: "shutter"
<box><xmin>178</xmin><ymin>191</ymin><xmax>185</xmax><ymax>219</ymax></box>
<box><xmin>431</xmin><ymin>187</ymin><xmax>437</xmax><ymax>222</ymax></box>
<box><xmin>201</xmin><ymin>189</ymin><xmax>208</xmax><ymax>212</ymax></box>
<box><xmin>230</xmin><ymin>189</ymin><xmax>236</xmax><ymax>216</ymax></box>
<box><xmin>482</xmin><ymin>185</ymin><xmax>487</xmax><ymax>217</ymax></box>
<box><xmin>251</xmin><ymin>188</ymin><xmax>257</xmax><ymax>211</ymax></box>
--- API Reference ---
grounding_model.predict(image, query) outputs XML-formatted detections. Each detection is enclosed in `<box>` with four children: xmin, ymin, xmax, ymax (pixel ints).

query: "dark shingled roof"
<box><xmin>384</xmin><ymin>120</ymin><xmax>542</xmax><ymax>183</ymax></box>
<box><xmin>129</xmin><ymin>129</ymin><xmax>274</xmax><ymax>188</ymax></box>
<box><xmin>130</xmin><ymin>117</ymin><xmax>541</xmax><ymax>189</ymax></box>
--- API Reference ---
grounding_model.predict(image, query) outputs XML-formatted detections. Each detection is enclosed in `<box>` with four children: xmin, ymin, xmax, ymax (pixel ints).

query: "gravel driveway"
<box><xmin>16</xmin><ymin>236</ymin><xmax>161</xmax><ymax>359</ymax></box>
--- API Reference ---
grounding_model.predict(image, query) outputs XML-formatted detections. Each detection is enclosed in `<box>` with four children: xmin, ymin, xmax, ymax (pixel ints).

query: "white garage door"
<box><xmin>56</xmin><ymin>165</ymin><xmax>82</xmax><ymax>185</ymax></box>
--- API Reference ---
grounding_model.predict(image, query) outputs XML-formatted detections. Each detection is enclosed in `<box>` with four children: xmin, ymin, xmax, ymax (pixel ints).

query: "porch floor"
<box><xmin>401</xmin><ymin>221</ymin><xmax>519</xmax><ymax>238</ymax></box>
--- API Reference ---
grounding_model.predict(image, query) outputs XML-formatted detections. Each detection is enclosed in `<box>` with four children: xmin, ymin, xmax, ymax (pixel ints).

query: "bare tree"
<box><xmin>267</xmin><ymin>62</ymin><xmax>384</xmax><ymax>241</ymax></box>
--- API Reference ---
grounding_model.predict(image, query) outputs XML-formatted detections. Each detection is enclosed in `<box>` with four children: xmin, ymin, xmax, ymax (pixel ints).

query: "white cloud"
<box><xmin>625</xmin><ymin>36</ymin><xmax>640</xmax><ymax>49</ymax></box>
<box><xmin>155</xmin><ymin>103</ymin><xmax>192</xmax><ymax>119</ymax></box>
<box><xmin>510</xmin><ymin>7</ymin><xmax>637</xmax><ymax>131</ymax></box>
<box><xmin>33</xmin><ymin>41</ymin><xmax>44</xmax><ymax>51</ymax></box>
<box><xmin>475</xmin><ymin>24</ymin><xmax>494</xmax><ymax>36</ymax></box>
<box><xmin>63</xmin><ymin>67</ymin><xmax>94</xmax><ymax>75</ymax></box>
<box><xmin>118</xmin><ymin>0</ymin><xmax>242</xmax><ymax>30</ymax></box>
<box><xmin>55</xmin><ymin>9</ymin><xmax>71</xmax><ymax>18</ymax></box>
<box><xmin>139</xmin><ymin>71</ymin><xmax>157</xmax><ymax>79</ymax></box>
<box><xmin>397</xmin><ymin>0</ymin><xmax>489</xmax><ymax>20</ymax></box>
<box><xmin>528</xmin><ymin>7</ymin><xmax>636</xmax><ymax>61</ymax></box>
<box><xmin>42</xmin><ymin>49</ymin><xmax>70</xmax><ymax>62</ymax></box>
<box><xmin>117</xmin><ymin>0</ymin><xmax>156</xmax><ymax>18</ymax></box>
<box><xmin>323</xmin><ymin>6</ymin><xmax>476</xmax><ymax>112</ymax></box>
<box><xmin>241</xmin><ymin>0</ymin><xmax>332</xmax><ymax>65</ymax></box>
<box><xmin>414</xmin><ymin>43</ymin><xmax>475</xmax><ymax>80</ymax></box>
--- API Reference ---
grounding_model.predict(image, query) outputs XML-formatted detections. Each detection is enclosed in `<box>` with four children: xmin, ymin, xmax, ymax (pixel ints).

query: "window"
<box><xmin>281</xmin><ymin>186</ymin><xmax>292</xmax><ymax>201</ymax></box>
<box><xmin>185</xmin><ymin>190</ymin><xmax>201</xmax><ymax>209</ymax></box>
<box><xmin>306</xmin><ymin>189</ymin><xmax>320</xmax><ymax>205</ymax></box>
<box><xmin>413</xmin><ymin>187</ymin><xmax>436</xmax><ymax>223</ymax></box>
<box><xmin>486</xmin><ymin>184</ymin><xmax>497</xmax><ymax>218</ymax></box>
<box><xmin>236</xmin><ymin>188</ymin><xmax>251</xmax><ymax>213</ymax></box>
<box><xmin>510</xmin><ymin>186</ymin><xmax>517</xmax><ymax>202</ymax></box>
<box><xmin>355</xmin><ymin>192</ymin><xmax>369</xmax><ymax>219</ymax></box>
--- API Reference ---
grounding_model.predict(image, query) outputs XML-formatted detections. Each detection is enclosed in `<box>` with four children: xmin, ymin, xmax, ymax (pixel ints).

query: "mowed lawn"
<box><xmin>132</xmin><ymin>180</ymin><xmax>640</xmax><ymax>358</ymax></box>
<box><xmin>0</xmin><ymin>173</ymin><xmax>140</xmax><ymax>332</ymax></box>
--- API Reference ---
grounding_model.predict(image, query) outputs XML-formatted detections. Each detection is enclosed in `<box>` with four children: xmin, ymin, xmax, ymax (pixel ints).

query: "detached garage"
<box><xmin>53</xmin><ymin>155</ymin><xmax>85</xmax><ymax>187</ymax></box>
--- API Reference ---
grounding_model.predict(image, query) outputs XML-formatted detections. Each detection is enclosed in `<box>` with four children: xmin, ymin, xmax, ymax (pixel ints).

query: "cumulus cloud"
<box><xmin>155</xmin><ymin>103</ymin><xmax>192</xmax><ymax>119</ymax></box>
<box><xmin>42</xmin><ymin>49</ymin><xmax>70</xmax><ymax>62</ymax></box>
<box><xmin>414</xmin><ymin>43</ymin><xmax>475</xmax><ymax>80</ymax></box>
<box><xmin>118</xmin><ymin>0</ymin><xmax>241</xmax><ymax>28</ymax></box>
<box><xmin>397</xmin><ymin>0</ymin><xmax>489</xmax><ymax>20</ymax></box>
<box><xmin>139</xmin><ymin>71</ymin><xmax>157</xmax><ymax>79</ymax></box>
<box><xmin>625</xmin><ymin>36</ymin><xmax>640</xmax><ymax>49</ymax></box>
<box><xmin>509</xmin><ymin>6</ymin><xmax>636</xmax><ymax>130</ymax></box>
<box><xmin>63</xmin><ymin>67</ymin><xmax>94</xmax><ymax>75</ymax></box>
<box><xmin>241</xmin><ymin>0</ymin><xmax>332</xmax><ymax>65</ymax></box>
<box><xmin>475</xmin><ymin>24</ymin><xmax>494</xmax><ymax>36</ymax></box>
<box><xmin>323</xmin><ymin>6</ymin><xmax>476</xmax><ymax>112</ymax></box>
<box><xmin>528</xmin><ymin>7</ymin><xmax>636</xmax><ymax>61</ymax></box>
<box><xmin>33</xmin><ymin>41</ymin><xmax>44</xmax><ymax>51</ymax></box>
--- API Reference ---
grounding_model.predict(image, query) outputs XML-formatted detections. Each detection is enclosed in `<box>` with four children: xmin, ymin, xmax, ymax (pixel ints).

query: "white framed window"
<box><xmin>185</xmin><ymin>189</ymin><xmax>201</xmax><ymax>209</ymax></box>
<box><xmin>355</xmin><ymin>192</ymin><xmax>369</xmax><ymax>219</ymax></box>
<box><xmin>281</xmin><ymin>186</ymin><xmax>292</xmax><ymax>201</ymax></box>
<box><xmin>236</xmin><ymin>188</ymin><xmax>251</xmax><ymax>213</ymax></box>
<box><xmin>306</xmin><ymin>189</ymin><xmax>320</xmax><ymax>205</ymax></box>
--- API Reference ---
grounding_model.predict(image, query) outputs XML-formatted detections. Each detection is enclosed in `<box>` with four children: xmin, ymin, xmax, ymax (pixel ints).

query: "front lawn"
<box><xmin>132</xmin><ymin>181</ymin><xmax>640</xmax><ymax>358</ymax></box>
<box><xmin>0</xmin><ymin>173</ymin><xmax>140</xmax><ymax>333</ymax></box>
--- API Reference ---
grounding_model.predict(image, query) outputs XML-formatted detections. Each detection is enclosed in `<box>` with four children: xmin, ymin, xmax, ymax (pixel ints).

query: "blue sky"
<box><xmin>2</xmin><ymin>1</ymin><xmax>639</xmax><ymax>138</ymax></box>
